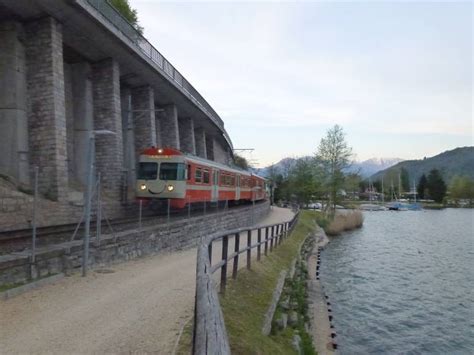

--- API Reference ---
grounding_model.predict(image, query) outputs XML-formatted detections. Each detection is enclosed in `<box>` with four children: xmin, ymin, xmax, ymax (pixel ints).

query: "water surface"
<box><xmin>320</xmin><ymin>209</ymin><xmax>474</xmax><ymax>354</ymax></box>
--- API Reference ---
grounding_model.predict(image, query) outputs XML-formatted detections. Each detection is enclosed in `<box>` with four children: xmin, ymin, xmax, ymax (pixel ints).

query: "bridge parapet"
<box><xmin>81</xmin><ymin>0</ymin><xmax>233</xmax><ymax>150</ymax></box>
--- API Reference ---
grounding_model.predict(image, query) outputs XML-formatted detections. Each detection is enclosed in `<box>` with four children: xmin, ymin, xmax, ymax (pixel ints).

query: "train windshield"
<box><xmin>159</xmin><ymin>163</ymin><xmax>186</xmax><ymax>180</ymax></box>
<box><xmin>137</xmin><ymin>162</ymin><xmax>158</xmax><ymax>180</ymax></box>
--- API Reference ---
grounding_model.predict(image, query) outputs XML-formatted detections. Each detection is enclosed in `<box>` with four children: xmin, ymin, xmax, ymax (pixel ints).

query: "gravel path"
<box><xmin>0</xmin><ymin>207</ymin><xmax>294</xmax><ymax>354</ymax></box>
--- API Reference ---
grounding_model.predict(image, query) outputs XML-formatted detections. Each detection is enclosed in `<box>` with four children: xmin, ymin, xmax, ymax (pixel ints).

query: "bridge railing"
<box><xmin>193</xmin><ymin>211</ymin><xmax>300</xmax><ymax>354</ymax></box>
<box><xmin>83</xmin><ymin>0</ymin><xmax>233</xmax><ymax>149</ymax></box>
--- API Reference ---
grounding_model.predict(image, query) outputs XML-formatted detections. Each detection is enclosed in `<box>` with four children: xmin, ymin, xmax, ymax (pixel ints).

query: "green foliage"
<box><xmin>400</xmin><ymin>167</ymin><xmax>410</xmax><ymax>192</ymax></box>
<box><xmin>233</xmin><ymin>153</ymin><xmax>250</xmax><ymax>170</ymax></box>
<box><xmin>417</xmin><ymin>174</ymin><xmax>428</xmax><ymax>199</ymax></box>
<box><xmin>426</xmin><ymin>169</ymin><xmax>447</xmax><ymax>203</ymax></box>
<box><xmin>449</xmin><ymin>175</ymin><xmax>474</xmax><ymax>204</ymax></box>
<box><xmin>109</xmin><ymin>0</ymin><xmax>144</xmax><ymax>34</ymax></box>
<box><xmin>315</xmin><ymin>125</ymin><xmax>352</xmax><ymax>212</ymax></box>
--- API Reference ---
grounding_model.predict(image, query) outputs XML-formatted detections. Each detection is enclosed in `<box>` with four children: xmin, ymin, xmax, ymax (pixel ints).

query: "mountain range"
<box><xmin>369</xmin><ymin>147</ymin><xmax>474</xmax><ymax>184</ymax></box>
<box><xmin>256</xmin><ymin>156</ymin><xmax>402</xmax><ymax>178</ymax></box>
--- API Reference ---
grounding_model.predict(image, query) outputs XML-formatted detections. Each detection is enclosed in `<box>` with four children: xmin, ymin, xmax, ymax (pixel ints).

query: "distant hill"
<box><xmin>370</xmin><ymin>147</ymin><xmax>474</xmax><ymax>184</ymax></box>
<box><xmin>346</xmin><ymin>157</ymin><xmax>403</xmax><ymax>177</ymax></box>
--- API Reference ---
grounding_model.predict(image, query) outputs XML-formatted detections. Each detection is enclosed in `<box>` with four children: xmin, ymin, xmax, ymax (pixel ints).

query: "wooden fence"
<box><xmin>193</xmin><ymin>211</ymin><xmax>300</xmax><ymax>354</ymax></box>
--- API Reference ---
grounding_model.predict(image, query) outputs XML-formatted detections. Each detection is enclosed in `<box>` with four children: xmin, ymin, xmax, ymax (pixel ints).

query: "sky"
<box><xmin>131</xmin><ymin>0</ymin><xmax>473</xmax><ymax>167</ymax></box>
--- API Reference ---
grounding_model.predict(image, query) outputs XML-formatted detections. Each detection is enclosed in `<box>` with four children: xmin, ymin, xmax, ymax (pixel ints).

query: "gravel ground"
<box><xmin>0</xmin><ymin>207</ymin><xmax>294</xmax><ymax>354</ymax></box>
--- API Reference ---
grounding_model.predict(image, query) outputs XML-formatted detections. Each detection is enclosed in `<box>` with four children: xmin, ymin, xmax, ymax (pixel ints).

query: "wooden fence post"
<box><xmin>247</xmin><ymin>230</ymin><xmax>251</xmax><ymax>269</ymax></box>
<box><xmin>220</xmin><ymin>235</ymin><xmax>228</xmax><ymax>294</ymax></box>
<box><xmin>257</xmin><ymin>228</ymin><xmax>262</xmax><ymax>261</ymax></box>
<box><xmin>264</xmin><ymin>227</ymin><xmax>269</xmax><ymax>256</ymax></box>
<box><xmin>232</xmin><ymin>232</ymin><xmax>240</xmax><ymax>279</ymax></box>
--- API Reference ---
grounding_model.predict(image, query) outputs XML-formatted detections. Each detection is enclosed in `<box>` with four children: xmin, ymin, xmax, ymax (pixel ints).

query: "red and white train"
<box><xmin>135</xmin><ymin>147</ymin><xmax>267</xmax><ymax>208</ymax></box>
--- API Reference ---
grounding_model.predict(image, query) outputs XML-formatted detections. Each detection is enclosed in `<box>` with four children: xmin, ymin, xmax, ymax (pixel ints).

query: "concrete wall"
<box><xmin>0</xmin><ymin>201</ymin><xmax>271</xmax><ymax>286</ymax></box>
<box><xmin>159</xmin><ymin>104</ymin><xmax>180</xmax><ymax>149</ymax></box>
<box><xmin>0</xmin><ymin>21</ymin><xmax>29</xmax><ymax>185</ymax></box>
<box><xmin>194</xmin><ymin>127</ymin><xmax>207</xmax><ymax>159</ymax></box>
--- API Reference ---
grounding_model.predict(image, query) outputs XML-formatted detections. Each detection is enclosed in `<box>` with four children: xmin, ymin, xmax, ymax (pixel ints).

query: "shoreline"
<box><xmin>307</xmin><ymin>225</ymin><xmax>337</xmax><ymax>354</ymax></box>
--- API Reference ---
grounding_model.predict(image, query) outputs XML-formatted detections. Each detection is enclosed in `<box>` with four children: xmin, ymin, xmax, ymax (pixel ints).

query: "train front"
<box><xmin>136</xmin><ymin>147</ymin><xmax>187</xmax><ymax>207</ymax></box>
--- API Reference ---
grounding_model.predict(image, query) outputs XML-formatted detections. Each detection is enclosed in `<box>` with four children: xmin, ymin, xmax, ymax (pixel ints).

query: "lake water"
<box><xmin>319</xmin><ymin>209</ymin><xmax>474</xmax><ymax>354</ymax></box>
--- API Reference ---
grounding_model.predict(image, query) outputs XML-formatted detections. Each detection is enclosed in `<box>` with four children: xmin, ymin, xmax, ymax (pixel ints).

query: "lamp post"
<box><xmin>82</xmin><ymin>130</ymin><xmax>116</xmax><ymax>277</ymax></box>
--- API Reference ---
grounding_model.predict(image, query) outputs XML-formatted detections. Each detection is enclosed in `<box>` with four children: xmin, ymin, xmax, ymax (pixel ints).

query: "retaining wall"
<box><xmin>0</xmin><ymin>201</ymin><xmax>270</xmax><ymax>286</ymax></box>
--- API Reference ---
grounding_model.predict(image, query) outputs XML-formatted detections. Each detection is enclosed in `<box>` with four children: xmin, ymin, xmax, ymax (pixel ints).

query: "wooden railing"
<box><xmin>193</xmin><ymin>211</ymin><xmax>300</xmax><ymax>354</ymax></box>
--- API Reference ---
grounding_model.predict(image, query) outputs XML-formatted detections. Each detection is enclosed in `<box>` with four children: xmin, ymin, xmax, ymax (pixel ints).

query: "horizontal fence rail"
<box><xmin>193</xmin><ymin>211</ymin><xmax>300</xmax><ymax>354</ymax></box>
<box><xmin>83</xmin><ymin>0</ymin><xmax>233</xmax><ymax>149</ymax></box>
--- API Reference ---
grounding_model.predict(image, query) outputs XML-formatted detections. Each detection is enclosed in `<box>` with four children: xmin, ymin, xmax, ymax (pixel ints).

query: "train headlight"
<box><xmin>158</xmin><ymin>148</ymin><xmax>163</xmax><ymax>154</ymax></box>
<box><xmin>140</xmin><ymin>184</ymin><xmax>147</xmax><ymax>191</ymax></box>
<box><xmin>167</xmin><ymin>185</ymin><xmax>174</xmax><ymax>192</ymax></box>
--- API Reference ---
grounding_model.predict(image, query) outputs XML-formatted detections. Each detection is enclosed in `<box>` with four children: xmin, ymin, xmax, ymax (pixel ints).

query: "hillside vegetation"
<box><xmin>370</xmin><ymin>147</ymin><xmax>474</xmax><ymax>185</ymax></box>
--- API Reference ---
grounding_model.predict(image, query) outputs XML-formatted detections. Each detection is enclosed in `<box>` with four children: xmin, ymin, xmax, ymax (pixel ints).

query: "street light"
<box><xmin>82</xmin><ymin>129</ymin><xmax>117</xmax><ymax>277</ymax></box>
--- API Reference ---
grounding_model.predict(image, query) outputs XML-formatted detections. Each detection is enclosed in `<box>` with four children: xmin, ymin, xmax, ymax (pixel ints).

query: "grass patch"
<box><xmin>0</xmin><ymin>273</ymin><xmax>59</xmax><ymax>293</ymax></box>
<box><xmin>175</xmin><ymin>318</ymin><xmax>194</xmax><ymax>355</ymax></box>
<box><xmin>219</xmin><ymin>210</ymin><xmax>318</xmax><ymax>354</ymax></box>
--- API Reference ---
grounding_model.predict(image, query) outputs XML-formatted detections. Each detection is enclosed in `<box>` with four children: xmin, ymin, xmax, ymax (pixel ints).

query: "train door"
<box><xmin>212</xmin><ymin>169</ymin><xmax>219</xmax><ymax>202</ymax></box>
<box><xmin>236</xmin><ymin>175</ymin><xmax>241</xmax><ymax>200</ymax></box>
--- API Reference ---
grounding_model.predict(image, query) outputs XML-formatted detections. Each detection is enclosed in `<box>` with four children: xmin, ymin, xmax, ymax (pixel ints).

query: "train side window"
<box><xmin>237</xmin><ymin>175</ymin><xmax>240</xmax><ymax>187</ymax></box>
<box><xmin>187</xmin><ymin>165</ymin><xmax>191</xmax><ymax>180</ymax></box>
<box><xmin>203</xmin><ymin>170</ymin><xmax>210</xmax><ymax>184</ymax></box>
<box><xmin>195</xmin><ymin>168</ymin><xmax>202</xmax><ymax>183</ymax></box>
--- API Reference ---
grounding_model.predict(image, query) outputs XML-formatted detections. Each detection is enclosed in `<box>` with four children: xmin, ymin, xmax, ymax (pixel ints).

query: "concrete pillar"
<box><xmin>205</xmin><ymin>134</ymin><xmax>214</xmax><ymax>161</ymax></box>
<box><xmin>0</xmin><ymin>21</ymin><xmax>29</xmax><ymax>185</ymax></box>
<box><xmin>212</xmin><ymin>138</ymin><xmax>229</xmax><ymax>165</ymax></box>
<box><xmin>131</xmin><ymin>85</ymin><xmax>156</xmax><ymax>156</ymax></box>
<box><xmin>92</xmin><ymin>58</ymin><xmax>124</xmax><ymax>199</ymax></box>
<box><xmin>71</xmin><ymin>62</ymin><xmax>93</xmax><ymax>186</ymax></box>
<box><xmin>121</xmin><ymin>87</ymin><xmax>135</xmax><ymax>191</ymax></box>
<box><xmin>155</xmin><ymin>114</ymin><xmax>163</xmax><ymax>148</ymax></box>
<box><xmin>194</xmin><ymin>127</ymin><xmax>207</xmax><ymax>159</ymax></box>
<box><xmin>64</xmin><ymin>63</ymin><xmax>74</xmax><ymax>182</ymax></box>
<box><xmin>25</xmin><ymin>17</ymin><xmax>68</xmax><ymax>201</ymax></box>
<box><xmin>178</xmin><ymin>117</ymin><xmax>196</xmax><ymax>155</ymax></box>
<box><xmin>159</xmin><ymin>104</ymin><xmax>180</xmax><ymax>149</ymax></box>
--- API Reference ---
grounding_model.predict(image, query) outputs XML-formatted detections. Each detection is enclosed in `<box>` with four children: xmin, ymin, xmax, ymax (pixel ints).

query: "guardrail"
<box><xmin>193</xmin><ymin>211</ymin><xmax>300</xmax><ymax>354</ymax></box>
<box><xmin>83</xmin><ymin>0</ymin><xmax>233</xmax><ymax>149</ymax></box>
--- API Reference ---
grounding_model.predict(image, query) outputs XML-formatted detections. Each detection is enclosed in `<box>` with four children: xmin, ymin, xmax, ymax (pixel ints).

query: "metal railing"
<box><xmin>193</xmin><ymin>211</ymin><xmax>300</xmax><ymax>354</ymax></box>
<box><xmin>83</xmin><ymin>0</ymin><xmax>233</xmax><ymax>150</ymax></box>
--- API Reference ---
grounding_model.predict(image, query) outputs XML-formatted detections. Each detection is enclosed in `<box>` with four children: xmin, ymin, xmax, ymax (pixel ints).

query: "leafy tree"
<box><xmin>344</xmin><ymin>173</ymin><xmax>362</xmax><ymax>199</ymax></box>
<box><xmin>426</xmin><ymin>169</ymin><xmax>447</xmax><ymax>203</ymax></box>
<box><xmin>450</xmin><ymin>176</ymin><xmax>474</xmax><ymax>205</ymax></box>
<box><xmin>417</xmin><ymin>174</ymin><xmax>428</xmax><ymax>199</ymax></box>
<box><xmin>233</xmin><ymin>153</ymin><xmax>250</xmax><ymax>170</ymax></box>
<box><xmin>315</xmin><ymin>125</ymin><xmax>352</xmax><ymax>212</ymax></box>
<box><xmin>109</xmin><ymin>0</ymin><xmax>144</xmax><ymax>34</ymax></box>
<box><xmin>288</xmin><ymin>158</ymin><xmax>321</xmax><ymax>206</ymax></box>
<box><xmin>400</xmin><ymin>167</ymin><xmax>410</xmax><ymax>192</ymax></box>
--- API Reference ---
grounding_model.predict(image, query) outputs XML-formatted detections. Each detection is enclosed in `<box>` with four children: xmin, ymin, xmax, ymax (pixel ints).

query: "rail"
<box><xmin>193</xmin><ymin>211</ymin><xmax>300</xmax><ymax>354</ymax></box>
<box><xmin>83</xmin><ymin>0</ymin><xmax>233</xmax><ymax>150</ymax></box>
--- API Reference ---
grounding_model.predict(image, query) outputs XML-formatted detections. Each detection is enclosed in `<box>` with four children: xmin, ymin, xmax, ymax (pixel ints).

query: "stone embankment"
<box><xmin>0</xmin><ymin>201</ymin><xmax>270</xmax><ymax>287</ymax></box>
<box><xmin>307</xmin><ymin>226</ymin><xmax>338</xmax><ymax>354</ymax></box>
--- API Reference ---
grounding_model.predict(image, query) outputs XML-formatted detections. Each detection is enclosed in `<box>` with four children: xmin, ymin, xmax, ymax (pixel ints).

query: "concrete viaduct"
<box><xmin>0</xmin><ymin>0</ymin><xmax>234</xmax><ymax>204</ymax></box>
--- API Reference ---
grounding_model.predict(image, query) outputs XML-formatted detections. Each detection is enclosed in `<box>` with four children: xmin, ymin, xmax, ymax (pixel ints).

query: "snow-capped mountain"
<box><xmin>346</xmin><ymin>158</ymin><xmax>404</xmax><ymax>177</ymax></box>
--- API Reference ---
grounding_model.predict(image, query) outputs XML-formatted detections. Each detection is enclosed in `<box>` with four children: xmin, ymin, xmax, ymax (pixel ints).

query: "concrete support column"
<box><xmin>155</xmin><ymin>114</ymin><xmax>162</xmax><ymax>148</ymax></box>
<box><xmin>205</xmin><ymin>134</ymin><xmax>214</xmax><ymax>161</ymax></box>
<box><xmin>194</xmin><ymin>127</ymin><xmax>207</xmax><ymax>159</ymax></box>
<box><xmin>92</xmin><ymin>58</ymin><xmax>124</xmax><ymax>199</ymax></box>
<box><xmin>178</xmin><ymin>117</ymin><xmax>196</xmax><ymax>155</ymax></box>
<box><xmin>131</xmin><ymin>85</ymin><xmax>156</xmax><ymax>156</ymax></box>
<box><xmin>0</xmin><ymin>21</ymin><xmax>29</xmax><ymax>185</ymax></box>
<box><xmin>71</xmin><ymin>62</ymin><xmax>93</xmax><ymax>186</ymax></box>
<box><xmin>25</xmin><ymin>17</ymin><xmax>68</xmax><ymax>201</ymax></box>
<box><xmin>121</xmin><ymin>87</ymin><xmax>135</xmax><ymax>192</ymax></box>
<box><xmin>159</xmin><ymin>104</ymin><xmax>180</xmax><ymax>149</ymax></box>
<box><xmin>212</xmin><ymin>138</ymin><xmax>229</xmax><ymax>165</ymax></box>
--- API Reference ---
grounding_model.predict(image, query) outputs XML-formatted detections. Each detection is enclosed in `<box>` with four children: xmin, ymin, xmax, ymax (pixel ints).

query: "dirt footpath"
<box><xmin>0</xmin><ymin>206</ymin><xmax>293</xmax><ymax>354</ymax></box>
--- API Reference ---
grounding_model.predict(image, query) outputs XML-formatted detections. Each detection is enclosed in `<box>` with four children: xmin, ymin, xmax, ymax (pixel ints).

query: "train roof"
<box><xmin>141</xmin><ymin>147</ymin><xmax>266</xmax><ymax>180</ymax></box>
